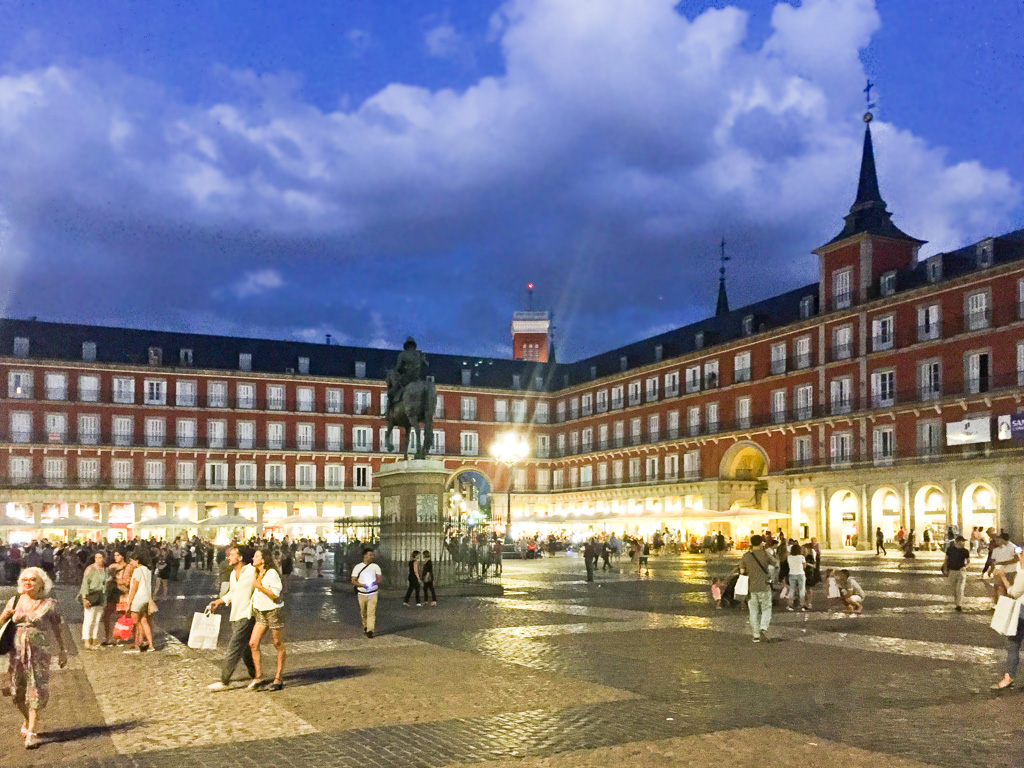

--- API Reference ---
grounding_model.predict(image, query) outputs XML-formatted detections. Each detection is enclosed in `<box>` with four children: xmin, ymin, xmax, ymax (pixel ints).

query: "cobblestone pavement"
<box><xmin>2</xmin><ymin>551</ymin><xmax>1022</xmax><ymax>768</ymax></box>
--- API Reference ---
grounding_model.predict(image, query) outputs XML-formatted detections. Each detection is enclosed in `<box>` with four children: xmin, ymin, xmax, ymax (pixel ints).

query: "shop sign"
<box><xmin>946</xmin><ymin>417</ymin><xmax>991</xmax><ymax>446</ymax></box>
<box><xmin>999</xmin><ymin>412</ymin><xmax>1024</xmax><ymax>441</ymax></box>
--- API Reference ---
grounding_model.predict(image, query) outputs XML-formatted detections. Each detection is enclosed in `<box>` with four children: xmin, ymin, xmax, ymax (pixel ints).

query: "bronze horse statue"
<box><xmin>384</xmin><ymin>370</ymin><xmax>437</xmax><ymax>460</ymax></box>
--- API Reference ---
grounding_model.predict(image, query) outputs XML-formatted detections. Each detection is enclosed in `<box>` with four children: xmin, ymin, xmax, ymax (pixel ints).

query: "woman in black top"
<box><xmin>404</xmin><ymin>551</ymin><xmax>422</xmax><ymax>607</ymax></box>
<box><xmin>421</xmin><ymin>551</ymin><xmax>436</xmax><ymax>605</ymax></box>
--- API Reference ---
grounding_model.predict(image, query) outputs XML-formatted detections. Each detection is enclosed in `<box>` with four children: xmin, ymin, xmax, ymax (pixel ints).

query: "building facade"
<box><xmin>3</xmin><ymin>118</ymin><xmax>1024</xmax><ymax>547</ymax></box>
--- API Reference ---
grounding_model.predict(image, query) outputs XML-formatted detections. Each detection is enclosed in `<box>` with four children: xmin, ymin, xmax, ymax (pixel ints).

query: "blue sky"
<box><xmin>0</xmin><ymin>0</ymin><xmax>1020</xmax><ymax>359</ymax></box>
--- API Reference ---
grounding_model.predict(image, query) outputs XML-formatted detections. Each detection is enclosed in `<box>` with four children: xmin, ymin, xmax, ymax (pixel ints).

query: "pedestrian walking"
<box><xmin>123</xmin><ymin>551</ymin><xmax>155</xmax><ymax>653</ymax></box>
<box><xmin>206</xmin><ymin>546</ymin><xmax>257</xmax><ymax>691</ymax></box>
<box><xmin>638</xmin><ymin>540</ymin><xmax>650</xmax><ymax>574</ymax></box>
<box><xmin>78</xmin><ymin>552</ymin><xmax>107</xmax><ymax>649</ymax></box>
<box><xmin>404</xmin><ymin>551</ymin><xmax>423</xmax><ymax>607</ymax></box>
<box><xmin>786</xmin><ymin>544</ymin><xmax>809</xmax><ymax>611</ymax></box>
<box><xmin>352</xmin><ymin>548</ymin><xmax>382</xmax><ymax>638</ymax></box>
<box><xmin>875</xmin><ymin>527</ymin><xmax>887</xmax><ymax>556</ymax></box>
<box><xmin>421</xmin><ymin>550</ymin><xmax>437</xmax><ymax>605</ymax></box>
<box><xmin>898</xmin><ymin>529</ymin><xmax>917</xmax><ymax>569</ymax></box>
<box><xmin>740</xmin><ymin>535</ymin><xmax>778</xmax><ymax>642</ymax></box>
<box><xmin>584</xmin><ymin>538</ymin><xmax>598</xmax><ymax>581</ymax></box>
<box><xmin>248</xmin><ymin>549</ymin><xmax>286</xmax><ymax>691</ymax></box>
<box><xmin>992</xmin><ymin>550</ymin><xmax>1024</xmax><ymax>690</ymax></box>
<box><xmin>943</xmin><ymin>535</ymin><xmax>970</xmax><ymax>612</ymax></box>
<box><xmin>0</xmin><ymin>567</ymin><xmax>69</xmax><ymax>749</ymax></box>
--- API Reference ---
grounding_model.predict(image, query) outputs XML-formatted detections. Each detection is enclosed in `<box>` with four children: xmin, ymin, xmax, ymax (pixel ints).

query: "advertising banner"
<box><xmin>946</xmin><ymin>417</ymin><xmax>992</xmax><ymax>446</ymax></box>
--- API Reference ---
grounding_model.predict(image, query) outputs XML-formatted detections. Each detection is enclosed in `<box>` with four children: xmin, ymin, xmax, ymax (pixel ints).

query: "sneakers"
<box><xmin>759</xmin><ymin>630</ymin><xmax>771</xmax><ymax>643</ymax></box>
<box><xmin>207</xmin><ymin>682</ymin><xmax>230</xmax><ymax>692</ymax></box>
<box><xmin>430</xmin><ymin>601</ymin><xmax>437</xmax><ymax>606</ymax></box>
<box><xmin>752</xmin><ymin>635</ymin><xmax>761</xmax><ymax>643</ymax></box>
<box><xmin>366</xmin><ymin>631</ymin><xmax>374</xmax><ymax>639</ymax></box>
<box><xmin>416</xmin><ymin>603</ymin><xmax>423</xmax><ymax>607</ymax></box>
<box><xmin>786</xmin><ymin>606</ymin><xmax>795</xmax><ymax>612</ymax></box>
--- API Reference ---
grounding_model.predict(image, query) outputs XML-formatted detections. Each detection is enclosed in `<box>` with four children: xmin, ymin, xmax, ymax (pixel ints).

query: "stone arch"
<box><xmin>912</xmin><ymin>484</ymin><xmax>947</xmax><ymax>543</ymax></box>
<box><xmin>718</xmin><ymin>441</ymin><xmax>769</xmax><ymax>480</ymax></box>
<box><xmin>961</xmin><ymin>480</ymin><xmax>999</xmax><ymax>534</ymax></box>
<box><xmin>828</xmin><ymin>489</ymin><xmax>860</xmax><ymax>549</ymax></box>
<box><xmin>870</xmin><ymin>486</ymin><xmax>902</xmax><ymax>543</ymax></box>
<box><xmin>446</xmin><ymin>464</ymin><xmax>494</xmax><ymax>490</ymax></box>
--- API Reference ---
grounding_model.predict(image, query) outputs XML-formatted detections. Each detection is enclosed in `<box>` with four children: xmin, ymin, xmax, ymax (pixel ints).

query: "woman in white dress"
<box><xmin>123</xmin><ymin>551</ymin><xmax>155</xmax><ymax>653</ymax></box>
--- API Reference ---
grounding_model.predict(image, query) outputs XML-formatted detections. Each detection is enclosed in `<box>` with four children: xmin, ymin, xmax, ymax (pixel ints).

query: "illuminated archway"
<box><xmin>718</xmin><ymin>442</ymin><xmax>769</xmax><ymax>480</ymax></box>
<box><xmin>912</xmin><ymin>485</ymin><xmax>947</xmax><ymax>544</ymax></box>
<box><xmin>961</xmin><ymin>481</ymin><xmax>998</xmax><ymax>533</ymax></box>
<box><xmin>870</xmin><ymin>486</ymin><xmax>901</xmax><ymax>543</ymax></box>
<box><xmin>828</xmin><ymin>489</ymin><xmax>859</xmax><ymax>548</ymax></box>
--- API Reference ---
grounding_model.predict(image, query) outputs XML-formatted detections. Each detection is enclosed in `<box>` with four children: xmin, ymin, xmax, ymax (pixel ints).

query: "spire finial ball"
<box><xmin>863</xmin><ymin>112</ymin><xmax>873</xmax><ymax>123</ymax></box>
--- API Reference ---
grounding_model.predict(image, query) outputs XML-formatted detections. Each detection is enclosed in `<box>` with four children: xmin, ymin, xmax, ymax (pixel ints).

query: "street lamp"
<box><xmin>490</xmin><ymin>431</ymin><xmax>529</xmax><ymax>540</ymax></box>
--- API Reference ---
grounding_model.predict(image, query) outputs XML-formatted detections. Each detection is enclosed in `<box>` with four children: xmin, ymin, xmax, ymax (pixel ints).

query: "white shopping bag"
<box><xmin>734</xmin><ymin>574</ymin><xmax>749</xmax><ymax>597</ymax></box>
<box><xmin>991</xmin><ymin>595</ymin><xmax>1023</xmax><ymax>636</ymax></box>
<box><xmin>188</xmin><ymin>611</ymin><xmax>222</xmax><ymax>650</ymax></box>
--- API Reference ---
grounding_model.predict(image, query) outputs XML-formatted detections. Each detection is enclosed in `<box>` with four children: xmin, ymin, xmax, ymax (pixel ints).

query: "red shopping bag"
<box><xmin>113</xmin><ymin>615</ymin><xmax>135</xmax><ymax>641</ymax></box>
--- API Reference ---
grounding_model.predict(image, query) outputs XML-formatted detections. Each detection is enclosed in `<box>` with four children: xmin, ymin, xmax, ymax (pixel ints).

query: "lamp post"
<box><xmin>490</xmin><ymin>432</ymin><xmax>529</xmax><ymax>541</ymax></box>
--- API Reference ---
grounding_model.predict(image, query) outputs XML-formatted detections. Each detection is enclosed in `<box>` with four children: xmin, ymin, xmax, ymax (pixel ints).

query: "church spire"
<box><xmin>853</xmin><ymin>119</ymin><xmax>882</xmax><ymax>207</ymax></box>
<box><xmin>716</xmin><ymin>236</ymin><xmax>730</xmax><ymax>316</ymax></box>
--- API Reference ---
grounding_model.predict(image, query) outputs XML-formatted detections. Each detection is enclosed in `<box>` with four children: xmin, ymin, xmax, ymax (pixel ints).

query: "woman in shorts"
<box><xmin>248</xmin><ymin>549</ymin><xmax>286</xmax><ymax>691</ymax></box>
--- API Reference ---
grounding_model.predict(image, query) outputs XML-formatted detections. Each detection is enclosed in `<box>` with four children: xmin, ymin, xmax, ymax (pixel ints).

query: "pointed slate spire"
<box><xmin>854</xmin><ymin>121</ymin><xmax>882</xmax><ymax>207</ymax></box>
<box><xmin>825</xmin><ymin>113</ymin><xmax>924</xmax><ymax>247</ymax></box>
<box><xmin>716</xmin><ymin>237</ymin><xmax>729</xmax><ymax>316</ymax></box>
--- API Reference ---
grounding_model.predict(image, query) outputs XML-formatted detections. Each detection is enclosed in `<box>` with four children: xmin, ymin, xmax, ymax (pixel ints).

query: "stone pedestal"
<box><xmin>376</xmin><ymin>460</ymin><xmax>451</xmax><ymax>588</ymax></box>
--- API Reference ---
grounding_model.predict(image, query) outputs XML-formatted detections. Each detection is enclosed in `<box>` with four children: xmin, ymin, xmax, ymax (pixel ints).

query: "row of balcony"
<box><xmin>0</xmin><ymin>475</ymin><xmax>368</xmax><ymax>492</ymax></box>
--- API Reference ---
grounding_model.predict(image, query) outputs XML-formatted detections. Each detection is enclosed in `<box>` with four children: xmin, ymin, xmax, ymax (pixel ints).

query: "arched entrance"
<box><xmin>828</xmin><ymin>489</ymin><xmax>859</xmax><ymax>548</ymax></box>
<box><xmin>719</xmin><ymin>442</ymin><xmax>769</xmax><ymax>480</ymax></box>
<box><xmin>961</xmin><ymin>481</ymin><xmax>998</xmax><ymax>534</ymax></box>
<box><xmin>913</xmin><ymin>485</ymin><xmax>947</xmax><ymax>548</ymax></box>
<box><xmin>445</xmin><ymin>467</ymin><xmax>493</xmax><ymax>532</ymax></box>
<box><xmin>870</xmin><ymin>487</ymin><xmax>901</xmax><ymax>544</ymax></box>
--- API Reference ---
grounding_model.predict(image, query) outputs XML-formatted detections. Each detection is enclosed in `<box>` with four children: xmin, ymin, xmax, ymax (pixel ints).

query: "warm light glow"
<box><xmin>927</xmin><ymin>491</ymin><xmax>944</xmax><ymax>511</ymax></box>
<box><xmin>976</xmin><ymin>489</ymin><xmax>993</xmax><ymax>508</ymax></box>
<box><xmin>884</xmin><ymin>492</ymin><xmax>898</xmax><ymax>511</ymax></box>
<box><xmin>490</xmin><ymin>432</ymin><xmax>530</xmax><ymax>465</ymax></box>
<box><xmin>843</xmin><ymin>494</ymin><xmax>856</xmax><ymax>513</ymax></box>
<box><xmin>802</xmin><ymin>493</ymin><xmax>816</xmax><ymax>509</ymax></box>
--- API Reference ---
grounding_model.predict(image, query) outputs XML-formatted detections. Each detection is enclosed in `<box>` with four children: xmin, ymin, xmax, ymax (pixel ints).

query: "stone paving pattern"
<box><xmin>2</xmin><ymin>552</ymin><xmax>1023</xmax><ymax>767</ymax></box>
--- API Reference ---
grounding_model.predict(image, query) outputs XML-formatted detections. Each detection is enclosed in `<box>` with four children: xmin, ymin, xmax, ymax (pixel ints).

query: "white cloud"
<box><xmin>0</xmin><ymin>0</ymin><xmax>1019</xmax><ymax>355</ymax></box>
<box><xmin>424</xmin><ymin>23</ymin><xmax>463</xmax><ymax>59</ymax></box>
<box><xmin>230</xmin><ymin>268</ymin><xmax>285</xmax><ymax>298</ymax></box>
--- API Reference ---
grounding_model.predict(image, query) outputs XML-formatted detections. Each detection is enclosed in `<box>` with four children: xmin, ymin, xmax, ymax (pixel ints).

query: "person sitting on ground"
<box><xmin>836</xmin><ymin>569</ymin><xmax>865</xmax><ymax>614</ymax></box>
<box><xmin>710</xmin><ymin>577</ymin><xmax>722</xmax><ymax>608</ymax></box>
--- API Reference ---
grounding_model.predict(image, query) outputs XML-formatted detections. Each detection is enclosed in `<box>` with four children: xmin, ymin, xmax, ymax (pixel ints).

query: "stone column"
<box><xmin>134</xmin><ymin>502</ymin><xmax>145</xmax><ymax>523</ymax></box>
<box><xmin>98</xmin><ymin>502</ymin><xmax>110</xmax><ymax>527</ymax></box>
<box><xmin>32</xmin><ymin>503</ymin><xmax>44</xmax><ymax>526</ymax></box>
<box><xmin>903</xmin><ymin>482</ymin><xmax>912</xmax><ymax>532</ymax></box>
<box><xmin>1002</xmin><ymin>476</ymin><xmax>1024</xmax><ymax>544</ymax></box>
<box><xmin>857</xmin><ymin>485</ymin><xmax>870</xmax><ymax>550</ymax></box>
<box><xmin>949</xmin><ymin>479</ymin><xmax>959</xmax><ymax>534</ymax></box>
<box><xmin>819</xmin><ymin>488</ymin><xmax>830</xmax><ymax>549</ymax></box>
<box><xmin>255</xmin><ymin>502</ymin><xmax>265</xmax><ymax>529</ymax></box>
<box><xmin>315</xmin><ymin>502</ymin><xmax>324</xmax><ymax>518</ymax></box>
<box><xmin>344</xmin><ymin>501</ymin><xmax>353</xmax><ymax>517</ymax></box>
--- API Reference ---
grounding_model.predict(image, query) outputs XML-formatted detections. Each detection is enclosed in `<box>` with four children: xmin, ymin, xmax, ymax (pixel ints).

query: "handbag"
<box><xmin>991</xmin><ymin>595</ymin><xmax>1024</xmax><ymax>635</ymax></box>
<box><xmin>113</xmin><ymin>615</ymin><xmax>135</xmax><ymax>641</ymax></box>
<box><xmin>734</xmin><ymin>574</ymin><xmax>750</xmax><ymax>597</ymax></box>
<box><xmin>0</xmin><ymin>598</ymin><xmax>15</xmax><ymax>655</ymax></box>
<box><xmin>85</xmin><ymin>589</ymin><xmax>105</xmax><ymax>605</ymax></box>
<box><xmin>187</xmin><ymin>611</ymin><xmax>222</xmax><ymax>650</ymax></box>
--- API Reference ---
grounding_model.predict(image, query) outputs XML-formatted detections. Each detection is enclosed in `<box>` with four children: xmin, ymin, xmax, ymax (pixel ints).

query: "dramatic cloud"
<box><xmin>0</xmin><ymin>0</ymin><xmax>1019</xmax><ymax>358</ymax></box>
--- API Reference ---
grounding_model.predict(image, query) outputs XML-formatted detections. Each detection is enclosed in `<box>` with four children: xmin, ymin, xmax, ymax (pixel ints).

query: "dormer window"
<box><xmin>179</xmin><ymin>348</ymin><xmax>193</xmax><ymax>367</ymax></box>
<box><xmin>880</xmin><ymin>271</ymin><xmax>897</xmax><ymax>297</ymax></box>
<box><xmin>694</xmin><ymin>331</ymin><xmax>704</xmax><ymax>350</ymax></box>
<box><xmin>82</xmin><ymin>342</ymin><xmax>97</xmax><ymax>362</ymax></box>
<box><xmin>976</xmin><ymin>238</ymin><xmax>994</xmax><ymax>268</ymax></box>
<box><xmin>148</xmin><ymin>347</ymin><xmax>163</xmax><ymax>366</ymax></box>
<box><xmin>742</xmin><ymin>315</ymin><xmax>754</xmax><ymax>337</ymax></box>
<box><xmin>461</xmin><ymin>368</ymin><xmax>471</xmax><ymax>386</ymax></box>
<box><xmin>619</xmin><ymin>356</ymin><xmax>627</xmax><ymax>372</ymax></box>
<box><xmin>589</xmin><ymin>365</ymin><xmax>597</xmax><ymax>380</ymax></box>
<box><xmin>239</xmin><ymin>353</ymin><xmax>252</xmax><ymax>372</ymax></box>
<box><xmin>512</xmin><ymin>374</ymin><xmax>521</xmax><ymax>390</ymax></box>
<box><xmin>799</xmin><ymin>295</ymin><xmax>815</xmax><ymax>319</ymax></box>
<box><xmin>355</xmin><ymin>361</ymin><xmax>367</xmax><ymax>379</ymax></box>
<box><xmin>13</xmin><ymin>337</ymin><xmax>29</xmax><ymax>358</ymax></box>
<box><xmin>298</xmin><ymin>356</ymin><xmax>310</xmax><ymax>375</ymax></box>
<box><xmin>927</xmin><ymin>256</ymin><xmax>942</xmax><ymax>283</ymax></box>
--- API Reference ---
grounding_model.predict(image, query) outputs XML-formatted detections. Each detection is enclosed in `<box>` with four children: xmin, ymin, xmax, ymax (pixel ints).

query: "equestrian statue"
<box><xmin>384</xmin><ymin>337</ymin><xmax>437</xmax><ymax>460</ymax></box>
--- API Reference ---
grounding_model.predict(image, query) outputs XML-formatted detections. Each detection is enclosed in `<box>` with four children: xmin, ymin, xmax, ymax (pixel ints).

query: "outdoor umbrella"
<box><xmin>134</xmin><ymin>515</ymin><xmax>196</xmax><ymax>529</ymax></box>
<box><xmin>39</xmin><ymin>516</ymin><xmax>107</xmax><ymax>529</ymax></box>
<box><xmin>275</xmin><ymin>515</ymin><xmax>328</xmax><ymax>527</ymax></box>
<box><xmin>0</xmin><ymin>514</ymin><xmax>37</xmax><ymax>529</ymax></box>
<box><xmin>198</xmin><ymin>515</ymin><xmax>258</xmax><ymax>528</ymax></box>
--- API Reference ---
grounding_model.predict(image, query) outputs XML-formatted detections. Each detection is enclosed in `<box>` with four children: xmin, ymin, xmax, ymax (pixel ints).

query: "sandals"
<box><xmin>246</xmin><ymin>679</ymin><xmax>265</xmax><ymax>691</ymax></box>
<box><xmin>265</xmin><ymin>680</ymin><xmax>283</xmax><ymax>692</ymax></box>
<box><xmin>25</xmin><ymin>731</ymin><xmax>39</xmax><ymax>749</ymax></box>
<box><xmin>991</xmin><ymin>677</ymin><xmax>1014</xmax><ymax>691</ymax></box>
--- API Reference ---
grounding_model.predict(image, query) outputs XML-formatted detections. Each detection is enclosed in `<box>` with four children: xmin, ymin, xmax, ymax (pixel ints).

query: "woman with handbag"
<box><xmin>78</xmin><ymin>552</ymin><xmax>107</xmax><ymax>649</ymax></box>
<box><xmin>123</xmin><ymin>551</ymin><xmax>156</xmax><ymax>653</ymax></box>
<box><xmin>992</xmin><ymin>549</ymin><xmax>1024</xmax><ymax>690</ymax></box>
<box><xmin>104</xmin><ymin>551</ymin><xmax>128</xmax><ymax>645</ymax></box>
<box><xmin>0</xmin><ymin>566</ymin><xmax>69</xmax><ymax>749</ymax></box>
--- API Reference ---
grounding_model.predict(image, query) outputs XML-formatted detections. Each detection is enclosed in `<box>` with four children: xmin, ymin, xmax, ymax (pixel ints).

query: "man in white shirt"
<box><xmin>351</xmin><ymin>548</ymin><xmax>382</xmax><ymax>638</ymax></box>
<box><xmin>206</xmin><ymin>547</ymin><xmax>257</xmax><ymax>690</ymax></box>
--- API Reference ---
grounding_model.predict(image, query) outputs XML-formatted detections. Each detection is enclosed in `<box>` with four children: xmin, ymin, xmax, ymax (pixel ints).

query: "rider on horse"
<box><xmin>387</xmin><ymin>336</ymin><xmax>428</xmax><ymax>417</ymax></box>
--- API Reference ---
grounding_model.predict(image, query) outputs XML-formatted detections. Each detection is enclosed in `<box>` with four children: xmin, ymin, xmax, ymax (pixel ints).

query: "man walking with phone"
<box><xmin>741</xmin><ymin>535</ymin><xmax>778</xmax><ymax>643</ymax></box>
<box><xmin>351</xmin><ymin>548</ymin><xmax>382</xmax><ymax>638</ymax></box>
